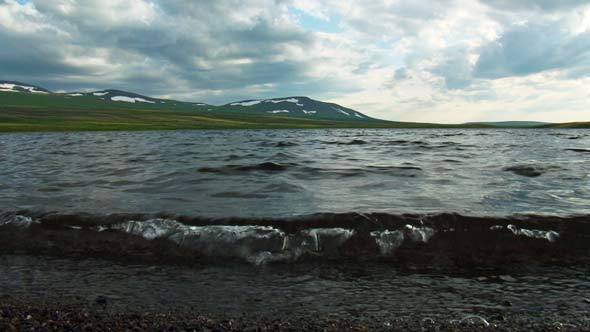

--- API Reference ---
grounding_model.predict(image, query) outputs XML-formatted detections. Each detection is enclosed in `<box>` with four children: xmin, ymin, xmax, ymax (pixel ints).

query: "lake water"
<box><xmin>1</xmin><ymin>129</ymin><xmax>590</xmax><ymax>327</ymax></box>
<box><xmin>1</xmin><ymin>129</ymin><xmax>590</xmax><ymax>216</ymax></box>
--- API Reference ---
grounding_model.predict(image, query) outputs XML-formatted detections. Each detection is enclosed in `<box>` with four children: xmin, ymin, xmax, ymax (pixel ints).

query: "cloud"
<box><xmin>474</xmin><ymin>21</ymin><xmax>590</xmax><ymax>79</ymax></box>
<box><xmin>0</xmin><ymin>0</ymin><xmax>589</xmax><ymax>123</ymax></box>
<box><xmin>480</xmin><ymin>0</ymin><xmax>588</xmax><ymax>11</ymax></box>
<box><xmin>394</xmin><ymin>67</ymin><xmax>409</xmax><ymax>80</ymax></box>
<box><xmin>0</xmin><ymin>0</ymin><xmax>322</xmax><ymax>97</ymax></box>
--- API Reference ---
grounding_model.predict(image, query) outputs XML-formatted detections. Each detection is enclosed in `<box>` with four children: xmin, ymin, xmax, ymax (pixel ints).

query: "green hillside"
<box><xmin>0</xmin><ymin>81</ymin><xmax>587</xmax><ymax>131</ymax></box>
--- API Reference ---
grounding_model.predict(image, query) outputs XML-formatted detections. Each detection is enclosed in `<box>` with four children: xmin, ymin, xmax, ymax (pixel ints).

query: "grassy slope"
<box><xmin>0</xmin><ymin>92</ymin><xmax>455</xmax><ymax>131</ymax></box>
<box><xmin>540</xmin><ymin>122</ymin><xmax>590</xmax><ymax>129</ymax></box>
<box><xmin>0</xmin><ymin>92</ymin><xmax>587</xmax><ymax>131</ymax></box>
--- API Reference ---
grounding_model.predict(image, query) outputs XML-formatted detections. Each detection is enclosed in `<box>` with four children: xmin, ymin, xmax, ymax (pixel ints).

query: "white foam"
<box><xmin>370</xmin><ymin>230</ymin><xmax>404</xmax><ymax>255</ymax></box>
<box><xmin>283</xmin><ymin>228</ymin><xmax>355</xmax><ymax>252</ymax></box>
<box><xmin>370</xmin><ymin>225</ymin><xmax>435</xmax><ymax>256</ymax></box>
<box><xmin>405</xmin><ymin>224</ymin><xmax>435</xmax><ymax>242</ymax></box>
<box><xmin>452</xmin><ymin>315</ymin><xmax>490</xmax><ymax>327</ymax></box>
<box><xmin>230</xmin><ymin>100</ymin><xmax>261</xmax><ymax>106</ymax></box>
<box><xmin>111</xmin><ymin>96</ymin><xmax>156</xmax><ymax>103</ymax></box>
<box><xmin>0</xmin><ymin>215</ymin><xmax>37</xmax><ymax>227</ymax></box>
<box><xmin>106</xmin><ymin>219</ymin><xmax>355</xmax><ymax>264</ymax></box>
<box><xmin>507</xmin><ymin>224</ymin><xmax>560</xmax><ymax>242</ymax></box>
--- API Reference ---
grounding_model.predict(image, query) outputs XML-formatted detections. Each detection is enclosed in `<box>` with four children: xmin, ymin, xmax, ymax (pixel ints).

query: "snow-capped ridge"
<box><xmin>1</xmin><ymin>80</ymin><xmax>374</xmax><ymax>121</ymax></box>
<box><xmin>224</xmin><ymin>96</ymin><xmax>372</xmax><ymax>120</ymax></box>
<box><xmin>0</xmin><ymin>81</ymin><xmax>51</xmax><ymax>94</ymax></box>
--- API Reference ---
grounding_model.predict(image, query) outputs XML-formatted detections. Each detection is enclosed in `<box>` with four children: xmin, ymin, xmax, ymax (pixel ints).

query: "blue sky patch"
<box><xmin>288</xmin><ymin>7</ymin><xmax>342</xmax><ymax>34</ymax></box>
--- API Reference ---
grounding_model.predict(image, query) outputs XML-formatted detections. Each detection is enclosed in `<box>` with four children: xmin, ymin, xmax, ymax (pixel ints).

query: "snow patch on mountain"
<box><xmin>267</xmin><ymin>110</ymin><xmax>290</xmax><ymax>114</ymax></box>
<box><xmin>93</xmin><ymin>92</ymin><xmax>108</xmax><ymax>96</ymax></box>
<box><xmin>0</xmin><ymin>83</ymin><xmax>48</xmax><ymax>94</ymax></box>
<box><xmin>302</xmin><ymin>110</ymin><xmax>317</xmax><ymax>115</ymax></box>
<box><xmin>266</xmin><ymin>98</ymin><xmax>300</xmax><ymax>104</ymax></box>
<box><xmin>230</xmin><ymin>100</ymin><xmax>262</xmax><ymax>106</ymax></box>
<box><xmin>111</xmin><ymin>96</ymin><xmax>155</xmax><ymax>103</ymax></box>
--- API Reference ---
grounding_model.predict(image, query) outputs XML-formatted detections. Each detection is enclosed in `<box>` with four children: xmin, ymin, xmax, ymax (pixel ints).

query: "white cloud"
<box><xmin>0</xmin><ymin>0</ymin><xmax>589</xmax><ymax>123</ymax></box>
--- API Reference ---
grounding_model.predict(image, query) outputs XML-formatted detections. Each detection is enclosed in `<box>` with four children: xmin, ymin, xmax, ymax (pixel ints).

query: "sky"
<box><xmin>1</xmin><ymin>0</ymin><xmax>589</xmax><ymax>123</ymax></box>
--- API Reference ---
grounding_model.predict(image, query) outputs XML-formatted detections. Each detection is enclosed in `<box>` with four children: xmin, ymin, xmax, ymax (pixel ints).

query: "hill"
<box><xmin>0</xmin><ymin>81</ymin><xmax>373</xmax><ymax>122</ymax></box>
<box><xmin>224</xmin><ymin>97</ymin><xmax>373</xmax><ymax>121</ymax></box>
<box><xmin>0</xmin><ymin>80</ymin><xmax>587</xmax><ymax>131</ymax></box>
<box><xmin>0</xmin><ymin>81</ymin><xmax>51</xmax><ymax>94</ymax></box>
<box><xmin>0</xmin><ymin>80</ymin><xmax>397</xmax><ymax>131</ymax></box>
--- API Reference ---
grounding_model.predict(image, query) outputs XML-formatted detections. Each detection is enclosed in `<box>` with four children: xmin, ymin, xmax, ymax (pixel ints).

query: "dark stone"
<box><xmin>503</xmin><ymin>165</ymin><xmax>543</xmax><ymax>177</ymax></box>
<box><xmin>95</xmin><ymin>296</ymin><xmax>108</xmax><ymax>305</ymax></box>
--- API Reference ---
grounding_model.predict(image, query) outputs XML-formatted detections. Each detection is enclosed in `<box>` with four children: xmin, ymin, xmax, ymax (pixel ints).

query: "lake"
<box><xmin>1</xmin><ymin>128</ymin><xmax>590</xmax><ymax>328</ymax></box>
<box><xmin>2</xmin><ymin>128</ymin><xmax>589</xmax><ymax>216</ymax></box>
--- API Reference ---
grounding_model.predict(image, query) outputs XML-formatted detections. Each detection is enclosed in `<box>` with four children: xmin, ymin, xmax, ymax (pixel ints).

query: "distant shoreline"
<box><xmin>0</xmin><ymin>123</ymin><xmax>589</xmax><ymax>132</ymax></box>
<box><xmin>0</xmin><ymin>107</ymin><xmax>588</xmax><ymax>133</ymax></box>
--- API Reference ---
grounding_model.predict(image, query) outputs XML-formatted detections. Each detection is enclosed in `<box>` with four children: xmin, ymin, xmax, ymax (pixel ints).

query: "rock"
<box><xmin>503</xmin><ymin>165</ymin><xmax>544</xmax><ymax>177</ymax></box>
<box><xmin>95</xmin><ymin>296</ymin><xmax>108</xmax><ymax>305</ymax></box>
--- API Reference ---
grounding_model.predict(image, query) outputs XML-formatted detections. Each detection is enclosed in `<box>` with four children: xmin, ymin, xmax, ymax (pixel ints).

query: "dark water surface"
<box><xmin>1</xmin><ymin>129</ymin><xmax>590</xmax><ymax>326</ymax></box>
<box><xmin>1</xmin><ymin>129</ymin><xmax>590</xmax><ymax>216</ymax></box>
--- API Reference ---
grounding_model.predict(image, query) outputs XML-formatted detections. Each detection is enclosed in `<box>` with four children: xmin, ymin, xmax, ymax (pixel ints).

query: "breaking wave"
<box><xmin>1</xmin><ymin>211</ymin><xmax>588</xmax><ymax>267</ymax></box>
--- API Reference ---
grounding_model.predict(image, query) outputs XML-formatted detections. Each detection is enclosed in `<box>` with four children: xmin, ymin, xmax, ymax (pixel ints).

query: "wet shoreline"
<box><xmin>1</xmin><ymin>254</ymin><xmax>589</xmax><ymax>331</ymax></box>
<box><xmin>1</xmin><ymin>300</ymin><xmax>587</xmax><ymax>331</ymax></box>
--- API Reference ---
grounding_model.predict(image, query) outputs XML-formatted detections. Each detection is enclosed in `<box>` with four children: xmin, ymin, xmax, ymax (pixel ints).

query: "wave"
<box><xmin>1</xmin><ymin>211</ymin><xmax>588</xmax><ymax>267</ymax></box>
<box><xmin>258</xmin><ymin>141</ymin><xmax>299</xmax><ymax>147</ymax></box>
<box><xmin>197</xmin><ymin>162</ymin><xmax>292</xmax><ymax>174</ymax></box>
<box><xmin>503</xmin><ymin>165</ymin><xmax>562</xmax><ymax>177</ymax></box>
<box><xmin>197</xmin><ymin>163</ymin><xmax>424</xmax><ymax>178</ymax></box>
<box><xmin>565</xmin><ymin>148</ymin><xmax>590</xmax><ymax>153</ymax></box>
<box><xmin>322</xmin><ymin>139</ymin><xmax>369</xmax><ymax>145</ymax></box>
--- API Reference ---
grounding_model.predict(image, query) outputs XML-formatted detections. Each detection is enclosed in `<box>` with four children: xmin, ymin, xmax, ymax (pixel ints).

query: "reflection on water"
<box><xmin>1</xmin><ymin>129</ymin><xmax>589</xmax><ymax>217</ymax></box>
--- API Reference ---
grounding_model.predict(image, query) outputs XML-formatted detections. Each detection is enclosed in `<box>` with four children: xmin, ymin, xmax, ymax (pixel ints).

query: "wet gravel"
<box><xmin>1</xmin><ymin>299</ymin><xmax>588</xmax><ymax>332</ymax></box>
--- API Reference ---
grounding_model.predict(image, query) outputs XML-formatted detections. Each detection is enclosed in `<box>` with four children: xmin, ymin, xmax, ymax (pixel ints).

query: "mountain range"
<box><xmin>0</xmin><ymin>80</ymin><xmax>588</xmax><ymax>131</ymax></box>
<box><xmin>0</xmin><ymin>81</ymin><xmax>374</xmax><ymax>122</ymax></box>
